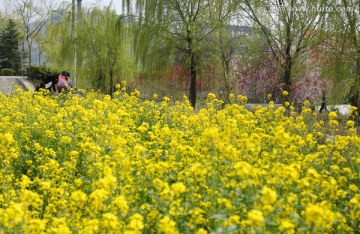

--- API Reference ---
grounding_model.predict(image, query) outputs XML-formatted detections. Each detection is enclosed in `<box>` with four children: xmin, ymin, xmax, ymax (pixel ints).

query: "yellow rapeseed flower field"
<box><xmin>0</xmin><ymin>87</ymin><xmax>359</xmax><ymax>233</ymax></box>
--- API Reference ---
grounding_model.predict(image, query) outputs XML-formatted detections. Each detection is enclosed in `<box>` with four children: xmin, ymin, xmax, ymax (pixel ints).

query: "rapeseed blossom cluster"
<box><xmin>0</xmin><ymin>87</ymin><xmax>359</xmax><ymax>233</ymax></box>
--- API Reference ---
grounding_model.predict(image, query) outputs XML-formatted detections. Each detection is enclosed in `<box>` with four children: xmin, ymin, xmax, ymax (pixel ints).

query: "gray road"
<box><xmin>0</xmin><ymin>76</ymin><xmax>35</xmax><ymax>95</ymax></box>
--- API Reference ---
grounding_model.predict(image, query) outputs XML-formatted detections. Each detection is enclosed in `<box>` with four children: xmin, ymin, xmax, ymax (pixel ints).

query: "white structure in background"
<box><xmin>322</xmin><ymin>105</ymin><xmax>351</xmax><ymax>115</ymax></box>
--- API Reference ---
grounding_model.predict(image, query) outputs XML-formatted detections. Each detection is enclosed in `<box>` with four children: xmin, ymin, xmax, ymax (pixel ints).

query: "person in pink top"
<box><xmin>57</xmin><ymin>71</ymin><xmax>70</xmax><ymax>93</ymax></box>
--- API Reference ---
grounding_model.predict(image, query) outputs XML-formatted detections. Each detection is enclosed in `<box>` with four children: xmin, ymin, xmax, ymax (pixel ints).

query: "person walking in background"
<box><xmin>319</xmin><ymin>91</ymin><xmax>328</xmax><ymax>113</ymax></box>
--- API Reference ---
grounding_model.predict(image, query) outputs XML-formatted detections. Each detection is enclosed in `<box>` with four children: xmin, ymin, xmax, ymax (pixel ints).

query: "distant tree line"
<box><xmin>0</xmin><ymin>0</ymin><xmax>359</xmax><ymax>110</ymax></box>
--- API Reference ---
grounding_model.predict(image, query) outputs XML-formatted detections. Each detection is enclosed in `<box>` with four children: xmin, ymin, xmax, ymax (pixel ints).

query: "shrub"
<box><xmin>0</xmin><ymin>68</ymin><xmax>15</xmax><ymax>76</ymax></box>
<box><xmin>25</xmin><ymin>65</ymin><xmax>60</xmax><ymax>80</ymax></box>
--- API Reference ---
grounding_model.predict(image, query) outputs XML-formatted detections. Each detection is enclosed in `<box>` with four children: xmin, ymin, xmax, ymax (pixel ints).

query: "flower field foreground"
<box><xmin>0</xmin><ymin>87</ymin><xmax>360</xmax><ymax>234</ymax></box>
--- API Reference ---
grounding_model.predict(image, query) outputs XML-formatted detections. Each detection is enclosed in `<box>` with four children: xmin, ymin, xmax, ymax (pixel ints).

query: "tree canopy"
<box><xmin>0</xmin><ymin>0</ymin><xmax>354</xmax><ymax>108</ymax></box>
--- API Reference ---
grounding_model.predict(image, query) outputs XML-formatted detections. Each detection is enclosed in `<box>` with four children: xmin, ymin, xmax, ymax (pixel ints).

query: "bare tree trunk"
<box><xmin>110</xmin><ymin>68</ymin><xmax>114</xmax><ymax>97</ymax></box>
<box><xmin>222</xmin><ymin>52</ymin><xmax>231</xmax><ymax>105</ymax></box>
<box><xmin>28</xmin><ymin>43</ymin><xmax>32</xmax><ymax>67</ymax></box>
<box><xmin>347</xmin><ymin>16</ymin><xmax>360</xmax><ymax>108</ymax></box>
<box><xmin>283</xmin><ymin>52</ymin><xmax>292</xmax><ymax>92</ymax></box>
<box><xmin>349</xmin><ymin>54</ymin><xmax>360</xmax><ymax>108</ymax></box>
<box><xmin>283</xmin><ymin>20</ymin><xmax>293</xmax><ymax>93</ymax></box>
<box><xmin>189</xmin><ymin>51</ymin><xmax>197</xmax><ymax>108</ymax></box>
<box><xmin>27</xmin><ymin>43</ymin><xmax>32</xmax><ymax>79</ymax></box>
<box><xmin>38</xmin><ymin>41</ymin><xmax>41</xmax><ymax>66</ymax></box>
<box><xmin>187</xmin><ymin>29</ymin><xmax>197</xmax><ymax>108</ymax></box>
<box><xmin>77</xmin><ymin>0</ymin><xmax>82</xmax><ymax>19</ymax></box>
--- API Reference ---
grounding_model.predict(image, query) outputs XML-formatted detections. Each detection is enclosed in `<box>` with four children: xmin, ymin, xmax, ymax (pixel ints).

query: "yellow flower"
<box><xmin>24</xmin><ymin>218</ymin><xmax>48</xmax><ymax>233</ymax></box>
<box><xmin>171</xmin><ymin>182</ymin><xmax>187</xmax><ymax>197</ymax></box>
<box><xmin>158</xmin><ymin>216</ymin><xmax>179</xmax><ymax>234</ymax></box>
<box><xmin>102</xmin><ymin>212</ymin><xmax>120</xmax><ymax>230</ymax></box>
<box><xmin>160</xmin><ymin>186</ymin><xmax>174</xmax><ymax>201</ymax></box>
<box><xmin>2</xmin><ymin>83</ymin><xmax>360</xmax><ymax>233</ymax></box>
<box><xmin>4</xmin><ymin>203</ymin><xmax>24</xmax><ymax>227</ymax></box>
<box><xmin>329</xmin><ymin>120</ymin><xmax>338</xmax><ymax>127</ymax></box>
<box><xmin>349</xmin><ymin>194</ymin><xmax>360</xmax><ymax>206</ymax></box>
<box><xmin>328</xmin><ymin>111</ymin><xmax>337</xmax><ymax>119</ymax></box>
<box><xmin>229</xmin><ymin>93</ymin><xmax>234</xmax><ymax>101</ymax></box>
<box><xmin>247</xmin><ymin>209</ymin><xmax>264</xmax><ymax>227</ymax></box>
<box><xmin>163</xmin><ymin>96</ymin><xmax>170</xmax><ymax>103</ymax></box>
<box><xmin>22</xmin><ymin>189</ymin><xmax>43</xmax><ymax>209</ymax></box>
<box><xmin>80</xmin><ymin>219</ymin><xmax>100</xmax><ymax>234</ymax></box>
<box><xmin>195</xmin><ymin>228</ymin><xmax>208</xmax><ymax>234</ymax></box>
<box><xmin>303</xmin><ymin>100</ymin><xmax>310</xmax><ymax>106</ymax></box>
<box><xmin>346</xmin><ymin>120</ymin><xmax>355</xmax><ymax>128</ymax></box>
<box><xmin>95</xmin><ymin>174</ymin><xmax>117</xmax><ymax>191</ymax></box>
<box><xmin>349</xmin><ymin>184</ymin><xmax>358</xmax><ymax>193</ymax></box>
<box><xmin>71</xmin><ymin>190</ymin><xmax>87</xmax><ymax>203</ymax></box>
<box><xmin>217</xmin><ymin>198</ymin><xmax>232</xmax><ymax>209</ymax></box>
<box><xmin>111</xmin><ymin>196</ymin><xmax>129</xmax><ymax>216</ymax></box>
<box><xmin>202</xmin><ymin>127</ymin><xmax>219</xmax><ymax>140</ymax></box>
<box><xmin>20</xmin><ymin>175</ymin><xmax>32</xmax><ymax>189</ymax></box>
<box><xmin>89</xmin><ymin>189</ymin><xmax>109</xmax><ymax>211</ymax></box>
<box><xmin>228</xmin><ymin>215</ymin><xmax>241</xmax><ymax>225</ymax></box>
<box><xmin>138</xmin><ymin>122</ymin><xmax>150</xmax><ymax>132</ymax></box>
<box><xmin>282</xmin><ymin>90</ymin><xmax>289</xmax><ymax>96</ymax></box>
<box><xmin>128</xmin><ymin>213</ymin><xmax>144</xmax><ymax>231</ymax></box>
<box><xmin>153</xmin><ymin>178</ymin><xmax>165</xmax><ymax>191</ymax></box>
<box><xmin>207</xmin><ymin>93</ymin><xmax>216</xmax><ymax>101</ymax></box>
<box><xmin>40</xmin><ymin>181</ymin><xmax>51</xmax><ymax>191</ymax></box>
<box><xmin>34</xmin><ymin>142</ymin><xmax>43</xmax><ymax>152</ymax></box>
<box><xmin>279</xmin><ymin>219</ymin><xmax>295</xmax><ymax>233</ymax></box>
<box><xmin>131</xmin><ymin>89</ymin><xmax>140</xmax><ymax>97</ymax></box>
<box><xmin>305</xmin><ymin>203</ymin><xmax>336</xmax><ymax>228</ymax></box>
<box><xmin>49</xmin><ymin>218</ymin><xmax>71</xmax><ymax>234</ymax></box>
<box><xmin>74</xmin><ymin>178</ymin><xmax>83</xmax><ymax>187</ymax></box>
<box><xmin>233</xmin><ymin>161</ymin><xmax>252</xmax><ymax>178</ymax></box>
<box><xmin>349</xmin><ymin>106</ymin><xmax>358</xmax><ymax>112</ymax></box>
<box><xmin>237</xmin><ymin>95</ymin><xmax>248</xmax><ymax>103</ymax></box>
<box><xmin>60</xmin><ymin>135</ymin><xmax>72</xmax><ymax>145</ymax></box>
<box><xmin>261</xmin><ymin>186</ymin><xmax>277</xmax><ymax>205</ymax></box>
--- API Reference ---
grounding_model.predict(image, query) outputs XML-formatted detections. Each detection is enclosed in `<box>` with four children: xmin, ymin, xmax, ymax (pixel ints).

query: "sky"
<box><xmin>78</xmin><ymin>0</ymin><xmax>122</xmax><ymax>12</ymax></box>
<box><xmin>0</xmin><ymin>0</ymin><xmax>123</xmax><ymax>15</ymax></box>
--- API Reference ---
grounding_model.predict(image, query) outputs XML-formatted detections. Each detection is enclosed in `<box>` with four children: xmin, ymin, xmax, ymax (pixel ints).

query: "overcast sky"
<box><xmin>0</xmin><ymin>0</ymin><xmax>123</xmax><ymax>14</ymax></box>
<box><xmin>79</xmin><ymin>0</ymin><xmax>122</xmax><ymax>12</ymax></box>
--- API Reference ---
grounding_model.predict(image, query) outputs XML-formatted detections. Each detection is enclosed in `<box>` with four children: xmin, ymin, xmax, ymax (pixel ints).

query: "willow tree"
<box><xmin>45</xmin><ymin>4</ymin><xmax>134</xmax><ymax>95</ymax></box>
<box><xmin>310</xmin><ymin>0</ymin><xmax>360</xmax><ymax>107</ymax></box>
<box><xmin>237</xmin><ymin>0</ymin><xmax>329</xmax><ymax>96</ymax></box>
<box><xmin>333</xmin><ymin>0</ymin><xmax>360</xmax><ymax>107</ymax></box>
<box><xmin>123</xmin><ymin>0</ymin><xmax>218</xmax><ymax>108</ymax></box>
